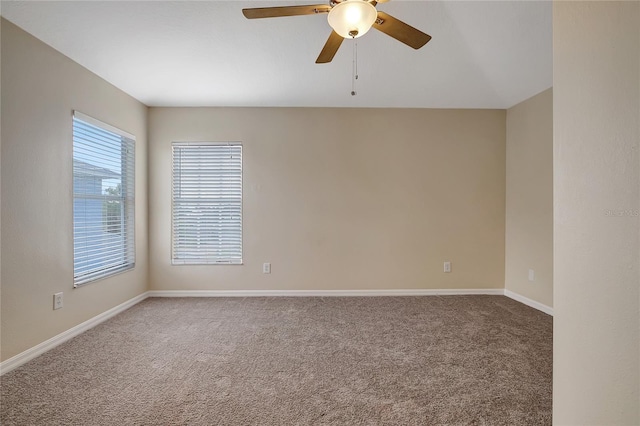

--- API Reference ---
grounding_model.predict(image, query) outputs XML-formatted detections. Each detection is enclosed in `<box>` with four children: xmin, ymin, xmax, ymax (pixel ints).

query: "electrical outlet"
<box><xmin>263</xmin><ymin>263</ymin><xmax>271</xmax><ymax>274</ymax></box>
<box><xmin>528</xmin><ymin>269</ymin><xmax>535</xmax><ymax>281</ymax></box>
<box><xmin>53</xmin><ymin>292</ymin><xmax>63</xmax><ymax>310</ymax></box>
<box><xmin>444</xmin><ymin>261</ymin><xmax>451</xmax><ymax>273</ymax></box>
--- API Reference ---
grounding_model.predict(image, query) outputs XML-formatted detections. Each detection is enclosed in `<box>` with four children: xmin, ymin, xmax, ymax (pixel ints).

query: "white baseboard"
<box><xmin>0</xmin><ymin>291</ymin><xmax>149</xmax><ymax>376</ymax></box>
<box><xmin>147</xmin><ymin>289</ymin><xmax>505</xmax><ymax>298</ymax></box>
<box><xmin>504</xmin><ymin>289</ymin><xmax>554</xmax><ymax>316</ymax></box>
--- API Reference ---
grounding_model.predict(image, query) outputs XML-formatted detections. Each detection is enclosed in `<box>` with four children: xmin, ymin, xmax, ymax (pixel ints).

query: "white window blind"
<box><xmin>73</xmin><ymin>111</ymin><xmax>135</xmax><ymax>286</ymax></box>
<box><xmin>172</xmin><ymin>143</ymin><xmax>242</xmax><ymax>264</ymax></box>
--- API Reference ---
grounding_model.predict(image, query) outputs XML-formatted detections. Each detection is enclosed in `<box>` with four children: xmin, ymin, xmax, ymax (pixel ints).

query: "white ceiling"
<box><xmin>1</xmin><ymin>0</ymin><xmax>552</xmax><ymax>108</ymax></box>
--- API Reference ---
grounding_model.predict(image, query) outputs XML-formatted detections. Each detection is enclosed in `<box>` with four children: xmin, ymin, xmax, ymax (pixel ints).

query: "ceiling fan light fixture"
<box><xmin>327</xmin><ymin>0</ymin><xmax>378</xmax><ymax>39</ymax></box>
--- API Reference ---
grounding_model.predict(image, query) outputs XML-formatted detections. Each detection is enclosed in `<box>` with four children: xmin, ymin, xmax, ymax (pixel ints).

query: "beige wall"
<box><xmin>149</xmin><ymin>107</ymin><xmax>506</xmax><ymax>292</ymax></box>
<box><xmin>0</xmin><ymin>20</ymin><xmax>149</xmax><ymax>361</ymax></box>
<box><xmin>505</xmin><ymin>89</ymin><xmax>553</xmax><ymax>308</ymax></box>
<box><xmin>0</xmin><ymin>18</ymin><xmax>3</xmax><ymax>338</ymax></box>
<box><xmin>553</xmin><ymin>2</ymin><xmax>639</xmax><ymax>424</ymax></box>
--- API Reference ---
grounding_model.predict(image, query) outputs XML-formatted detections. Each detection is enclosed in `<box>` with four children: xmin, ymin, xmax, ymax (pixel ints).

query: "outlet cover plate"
<box><xmin>53</xmin><ymin>292</ymin><xmax>63</xmax><ymax>310</ymax></box>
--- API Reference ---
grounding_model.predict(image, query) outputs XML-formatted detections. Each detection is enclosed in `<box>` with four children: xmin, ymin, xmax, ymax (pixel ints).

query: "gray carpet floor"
<box><xmin>0</xmin><ymin>296</ymin><xmax>552</xmax><ymax>425</ymax></box>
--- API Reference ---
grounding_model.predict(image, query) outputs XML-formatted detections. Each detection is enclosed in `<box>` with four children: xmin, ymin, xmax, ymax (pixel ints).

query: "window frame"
<box><xmin>171</xmin><ymin>142</ymin><xmax>243</xmax><ymax>265</ymax></box>
<box><xmin>72</xmin><ymin>111</ymin><xmax>136</xmax><ymax>287</ymax></box>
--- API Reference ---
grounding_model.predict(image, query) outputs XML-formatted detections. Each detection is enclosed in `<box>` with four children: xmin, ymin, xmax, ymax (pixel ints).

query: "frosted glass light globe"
<box><xmin>327</xmin><ymin>0</ymin><xmax>378</xmax><ymax>39</ymax></box>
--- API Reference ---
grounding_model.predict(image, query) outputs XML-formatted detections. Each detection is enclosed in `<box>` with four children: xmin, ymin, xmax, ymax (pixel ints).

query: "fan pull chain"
<box><xmin>351</xmin><ymin>39</ymin><xmax>358</xmax><ymax>96</ymax></box>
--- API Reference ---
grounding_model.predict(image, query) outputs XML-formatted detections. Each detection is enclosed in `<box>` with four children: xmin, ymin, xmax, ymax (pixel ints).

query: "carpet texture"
<box><xmin>1</xmin><ymin>296</ymin><xmax>552</xmax><ymax>425</ymax></box>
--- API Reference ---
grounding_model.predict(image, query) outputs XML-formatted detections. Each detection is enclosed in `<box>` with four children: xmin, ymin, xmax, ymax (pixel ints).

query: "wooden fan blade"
<box><xmin>242</xmin><ymin>4</ymin><xmax>331</xmax><ymax>19</ymax></box>
<box><xmin>372</xmin><ymin>11</ymin><xmax>431</xmax><ymax>49</ymax></box>
<box><xmin>316</xmin><ymin>31</ymin><xmax>344</xmax><ymax>63</ymax></box>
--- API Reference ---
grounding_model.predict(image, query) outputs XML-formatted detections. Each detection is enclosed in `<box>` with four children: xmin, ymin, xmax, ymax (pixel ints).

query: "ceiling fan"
<box><xmin>242</xmin><ymin>0</ymin><xmax>432</xmax><ymax>64</ymax></box>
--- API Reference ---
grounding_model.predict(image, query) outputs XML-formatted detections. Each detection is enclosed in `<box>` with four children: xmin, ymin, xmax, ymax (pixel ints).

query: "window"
<box><xmin>172</xmin><ymin>143</ymin><xmax>242</xmax><ymax>264</ymax></box>
<box><xmin>73</xmin><ymin>111</ymin><xmax>135</xmax><ymax>286</ymax></box>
